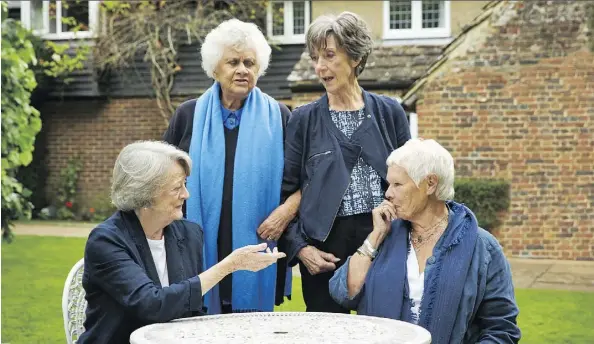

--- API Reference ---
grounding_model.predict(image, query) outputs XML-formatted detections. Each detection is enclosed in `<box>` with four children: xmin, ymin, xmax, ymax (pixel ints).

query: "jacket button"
<box><xmin>427</xmin><ymin>256</ymin><xmax>436</xmax><ymax>264</ymax></box>
<box><xmin>367</xmin><ymin>114</ymin><xmax>371</xmax><ymax>118</ymax></box>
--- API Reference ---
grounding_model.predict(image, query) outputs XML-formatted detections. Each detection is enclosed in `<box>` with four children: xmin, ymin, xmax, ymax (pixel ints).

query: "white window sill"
<box><xmin>383</xmin><ymin>28</ymin><xmax>451</xmax><ymax>40</ymax></box>
<box><xmin>268</xmin><ymin>36</ymin><xmax>306</xmax><ymax>45</ymax></box>
<box><xmin>38</xmin><ymin>31</ymin><xmax>96</xmax><ymax>40</ymax></box>
<box><xmin>382</xmin><ymin>37</ymin><xmax>453</xmax><ymax>46</ymax></box>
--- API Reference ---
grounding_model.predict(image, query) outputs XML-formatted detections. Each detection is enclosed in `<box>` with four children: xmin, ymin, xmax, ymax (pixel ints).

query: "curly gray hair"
<box><xmin>306</xmin><ymin>11</ymin><xmax>374</xmax><ymax>76</ymax></box>
<box><xmin>111</xmin><ymin>141</ymin><xmax>192</xmax><ymax>211</ymax></box>
<box><xmin>200</xmin><ymin>18</ymin><xmax>271</xmax><ymax>79</ymax></box>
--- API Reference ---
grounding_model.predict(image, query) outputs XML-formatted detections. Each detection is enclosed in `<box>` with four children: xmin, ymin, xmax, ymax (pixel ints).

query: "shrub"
<box><xmin>55</xmin><ymin>157</ymin><xmax>83</xmax><ymax>220</ymax></box>
<box><xmin>1</xmin><ymin>5</ymin><xmax>42</xmax><ymax>241</ymax></box>
<box><xmin>454</xmin><ymin>178</ymin><xmax>511</xmax><ymax>231</ymax></box>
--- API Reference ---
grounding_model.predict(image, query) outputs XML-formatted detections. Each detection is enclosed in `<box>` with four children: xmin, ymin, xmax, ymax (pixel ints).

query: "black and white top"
<box><xmin>329</xmin><ymin>108</ymin><xmax>384</xmax><ymax>216</ymax></box>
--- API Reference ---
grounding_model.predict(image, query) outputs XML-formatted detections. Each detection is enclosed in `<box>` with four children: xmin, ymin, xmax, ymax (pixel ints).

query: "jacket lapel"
<box><xmin>123</xmin><ymin>211</ymin><xmax>163</xmax><ymax>288</ymax></box>
<box><xmin>360</xmin><ymin>219</ymin><xmax>409</xmax><ymax>319</ymax></box>
<box><xmin>164</xmin><ymin>222</ymin><xmax>186</xmax><ymax>284</ymax></box>
<box><xmin>419</xmin><ymin>202</ymin><xmax>479</xmax><ymax>343</ymax></box>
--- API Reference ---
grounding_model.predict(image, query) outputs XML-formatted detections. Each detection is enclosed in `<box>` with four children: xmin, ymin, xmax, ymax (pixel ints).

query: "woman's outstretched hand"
<box><xmin>224</xmin><ymin>243</ymin><xmax>286</xmax><ymax>272</ymax></box>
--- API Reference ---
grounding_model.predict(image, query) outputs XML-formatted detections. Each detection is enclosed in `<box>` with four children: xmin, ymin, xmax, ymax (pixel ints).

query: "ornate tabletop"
<box><xmin>130</xmin><ymin>312</ymin><xmax>431</xmax><ymax>344</ymax></box>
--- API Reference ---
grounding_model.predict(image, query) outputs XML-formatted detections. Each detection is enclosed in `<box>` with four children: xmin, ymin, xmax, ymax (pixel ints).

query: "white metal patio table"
<box><xmin>130</xmin><ymin>312</ymin><xmax>431</xmax><ymax>344</ymax></box>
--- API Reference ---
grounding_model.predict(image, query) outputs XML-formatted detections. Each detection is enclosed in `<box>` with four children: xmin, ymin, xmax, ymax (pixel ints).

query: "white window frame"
<box><xmin>409</xmin><ymin>112</ymin><xmax>419</xmax><ymax>139</ymax></box>
<box><xmin>20</xmin><ymin>1</ymin><xmax>99</xmax><ymax>40</ymax></box>
<box><xmin>383</xmin><ymin>0</ymin><xmax>451</xmax><ymax>40</ymax></box>
<box><xmin>7</xmin><ymin>1</ymin><xmax>22</xmax><ymax>8</ymax></box>
<box><xmin>267</xmin><ymin>1</ymin><xmax>310</xmax><ymax>45</ymax></box>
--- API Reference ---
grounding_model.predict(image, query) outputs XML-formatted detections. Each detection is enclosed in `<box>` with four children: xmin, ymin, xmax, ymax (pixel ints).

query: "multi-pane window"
<box><xmin>384</xmin><ymin>0</ymin><xmax>450</xmax><ymax>40</ymax></box>
<box><xmin>389</xmin><ymin>1</ymin><xmax>412</xmax><ymax>30</ymax></box>
<box><xmin>267</xmin><ymin>1</ymin><xmax>310</xmax><ymax>44</ymax></box>
<box><xmin>422</xmin><ymin>0</ymin><xmax>443</xmax><ymax>28</ymax></box>
<box><xmin>20</xmin><ymin>0</ymin><xmax>99</xmax><ymax>39</ymax></box>
<box><xmin>272</xmin><ymin>2</ymin><xmax>285</xmax><ymax>36</ymax></box>
<box><xmin>293</xmin><ymin>1</ymin><xmax>306</xmax><ymax>35</ymax></box>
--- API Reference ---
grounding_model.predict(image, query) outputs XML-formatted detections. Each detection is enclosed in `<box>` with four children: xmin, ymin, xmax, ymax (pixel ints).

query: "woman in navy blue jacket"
<box><xmin>279</xmin><ymin>12</ymin><xmax>411</xmax><ymax>313</ymax></box>
<box><xmin>78</xmin><ymin>141</ymin><xmax>285</xmax><ymax>344</ymax></box>
<box><xmin>329</xmin><ymin>139</ymin><xmax>521</xmax><ymax>343</ymax></box>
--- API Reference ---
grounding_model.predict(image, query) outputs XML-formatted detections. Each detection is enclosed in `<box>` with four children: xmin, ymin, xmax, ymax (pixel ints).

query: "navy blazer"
<box><xmin>280</xmin><ymin>90</ymin><xmax>411</xmax><ymax>265</ymax></box>
<box><xmin>78</xmin><ymin>210</ymin><xmax>206</xmax><ymax>344</ymax></box>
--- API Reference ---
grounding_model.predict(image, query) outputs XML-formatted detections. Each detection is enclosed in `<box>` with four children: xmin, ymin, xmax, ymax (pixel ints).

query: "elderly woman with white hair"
<box><xmin>163</xmin><ymin>19</ymin><xmax>299</xmax><ymax>314</ymax></box>
<box><xmin>329</xmin><ymin>139</ymin><xmax>521</xmax><ymax>343</ymax></box>
<box><xmin>79</xmin><ymin>141</ymin><xmax>285</xmax><ymax>344</ymax></box>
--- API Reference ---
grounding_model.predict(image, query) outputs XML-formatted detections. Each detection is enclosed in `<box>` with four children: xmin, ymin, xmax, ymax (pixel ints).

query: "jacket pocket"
<box><xmin>304</xmin><ymin>150</ymin><xmax>333</xmax><ymax>186</ymax></box>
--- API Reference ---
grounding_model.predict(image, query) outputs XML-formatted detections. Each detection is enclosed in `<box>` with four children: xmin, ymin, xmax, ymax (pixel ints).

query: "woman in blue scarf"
<box><xmin>163</xmin><ymin>19</ymin><xmax>299</xmax><ymax>314</ymax></box>
<box><xmin>329</xmin><ymin>139</ymin><xmax>521</xmax><ymax>343</ymax></box>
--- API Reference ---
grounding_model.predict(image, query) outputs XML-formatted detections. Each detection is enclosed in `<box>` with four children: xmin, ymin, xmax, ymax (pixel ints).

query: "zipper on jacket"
<box><xmin>308</xmin><ymin>150</ymin><xmax>332</xmax><ymax>160</ymax></box>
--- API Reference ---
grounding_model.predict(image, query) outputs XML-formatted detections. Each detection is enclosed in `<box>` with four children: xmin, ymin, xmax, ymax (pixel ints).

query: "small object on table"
<box><xmin>130</xmin><ymin>312</ymin><xmax>431</xmax><ymax>344</ymax></box>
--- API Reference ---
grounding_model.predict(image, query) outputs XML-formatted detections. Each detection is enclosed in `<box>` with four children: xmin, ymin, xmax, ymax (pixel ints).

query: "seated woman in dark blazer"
<box><xmin>78</xmin><ymin>141</ymin><xmax>285</xmax><ymax>344</ymax></box>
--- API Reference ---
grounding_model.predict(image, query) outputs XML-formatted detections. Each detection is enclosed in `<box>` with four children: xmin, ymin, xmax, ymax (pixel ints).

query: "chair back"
<box><xmin>62</xmin><ymin>258</ymin><xmax>87</xmax><ymax>344</ymax></box>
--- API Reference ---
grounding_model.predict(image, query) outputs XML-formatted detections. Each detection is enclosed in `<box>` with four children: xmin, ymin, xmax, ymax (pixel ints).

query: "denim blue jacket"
<box><xmin>329</xmin><ymin>201</ymin><xmax>521</xmax><ymax>343</ymax></box>
<box><xmin>79</xmin><ymin>211</ymin><xmax>206</xmax><ymax>344</ymax></box>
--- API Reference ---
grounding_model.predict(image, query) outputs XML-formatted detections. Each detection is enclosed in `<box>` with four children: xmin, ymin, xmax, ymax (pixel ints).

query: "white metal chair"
<box><xmin>62</xmin><ymin>258</ymin><xmax>87</xmax><ymax>344</ymax></box>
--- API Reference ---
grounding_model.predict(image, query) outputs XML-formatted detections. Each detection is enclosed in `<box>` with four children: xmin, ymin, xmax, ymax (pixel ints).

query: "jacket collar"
<box><xmin>120</xmin><ymin>210</ymin><xmax>187</xmax><ymax>286</ymax></box>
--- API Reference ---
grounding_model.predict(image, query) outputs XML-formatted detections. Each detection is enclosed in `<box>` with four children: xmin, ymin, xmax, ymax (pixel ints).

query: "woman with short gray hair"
<box><xmin>79</xmin><ymin>141</ymin><xmax>285</xmax><ymax>344</ymax></box>
<box><xmin>279</xmin><ymin>12</ymin><xmax>411</xmax><ymax>313</ymax></box>
<box><xmin>329</xmin><ymin>139</ymin><xmax>520</xmax><ymax>343</ymax></box>
<box><xmin>164</xmin><ymin>18</ymin><xmax>301</xmax><ymax>314</ymax></box>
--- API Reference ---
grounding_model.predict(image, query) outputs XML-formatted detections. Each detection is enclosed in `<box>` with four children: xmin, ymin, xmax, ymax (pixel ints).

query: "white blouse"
<box><xmin>407</xmin><ymin>240</ymin><xmax>425</xmax><ymax>324</ymax></box>
<box><xmin>147</xmin><ymin>237</ymin><xmax>169</xmax><ymax>287</ymax></box>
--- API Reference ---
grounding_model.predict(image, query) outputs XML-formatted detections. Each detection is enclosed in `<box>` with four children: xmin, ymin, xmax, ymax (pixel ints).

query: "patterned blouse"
<box><xmin>329</xmin><ymin>107</ymin><xmax>384</xmax><ymax>216</ymax></box>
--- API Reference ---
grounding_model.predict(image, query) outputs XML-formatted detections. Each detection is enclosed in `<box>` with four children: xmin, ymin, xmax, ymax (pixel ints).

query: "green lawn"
<box><xmin>2</xmin><ymin>236</ymin><xmax>593</xmax><ymax>343</ymax></box>
<box><xmin>14</xmin><ymin>219</ymin><xmax>100</xmax><ymax>227</ymax></box>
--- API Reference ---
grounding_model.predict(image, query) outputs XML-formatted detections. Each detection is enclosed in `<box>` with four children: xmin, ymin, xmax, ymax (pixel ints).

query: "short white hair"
<box><xmin>111</xmin><ymin>141</ymin><xmax>192</xmax><ymax>211</ymax></box>
<box><xmin>386</xmin><ymin>139</ymin><xmax>455</xmax><ymax>201</ymax></box>
<box><xmin>200</xmin><ymin>18</ymin><xmax>271</xmax><ymax>79</ymax></box>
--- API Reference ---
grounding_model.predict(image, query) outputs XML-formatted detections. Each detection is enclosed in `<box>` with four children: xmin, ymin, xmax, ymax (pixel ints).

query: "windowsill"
<box><xmin>383</xmin><ymin>28</ymin><xmax>451</xmax><ymax>40</ymax></box>
<box><xmin>38</xmin><ymin>31</ymin><xmax>96</xmax><ymax>40</ymax></box>
<box><xmin>267</xmin><ymin>36</ymin><xmax>306</xmax><ymax>45</ymax></box>
<box><xmin>381</xmin><ymin>37</ymin><xmax>453</xmax><ymax>46</ymax></box>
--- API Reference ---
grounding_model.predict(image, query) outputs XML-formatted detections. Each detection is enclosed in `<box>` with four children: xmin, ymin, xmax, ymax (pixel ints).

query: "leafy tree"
<box><xmin>1</xmin><ymin>2</ymin><xmax>42</xmax><ymax>241</ymax></box>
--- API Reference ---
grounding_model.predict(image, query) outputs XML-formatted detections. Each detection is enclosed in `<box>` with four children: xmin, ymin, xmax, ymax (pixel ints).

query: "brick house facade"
<box><xmin>40</xmin><ymin>98</ymin><xmax>176</xmax><ymax>208</ymax></box>
<box><xmin>402</xmin><ymin>1</ymin><xmax>594</xmax><ymax>260</ymax></box>
<box><xmin>25</xmin><ymin>1</ymin><xmax>592</xmax><ymax>260</ymax></box>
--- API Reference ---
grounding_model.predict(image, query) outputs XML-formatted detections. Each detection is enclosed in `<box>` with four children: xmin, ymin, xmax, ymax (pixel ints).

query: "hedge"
<box><xmin>454</xmin><ymin>178</ymin><xmax>511</xmax><ymax>231</ymax></box>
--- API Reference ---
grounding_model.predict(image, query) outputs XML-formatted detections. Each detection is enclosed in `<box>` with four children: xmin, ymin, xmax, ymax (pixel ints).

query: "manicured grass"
<box><xmin>2</xmin><ymin>236</ymin><xmax>593</xmax><ymax>343</ymax></box>
<box><xmin>515</xmin><ymin>288</ymin><xmax>594</xmax><ymax>343</ymax></box>
<box><xmin>14</xmin><ymin>219</ymin><xmax>99</xmax><ymax>227</ymax></box>
<box><xmin>1</xmin><ymin>236</ymin><xmax>87</xmax><ymax>344</ymax></box>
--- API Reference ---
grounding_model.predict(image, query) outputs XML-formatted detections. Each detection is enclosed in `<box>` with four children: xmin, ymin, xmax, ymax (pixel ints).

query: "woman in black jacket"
<box><xmin>80</xmin><ymin>141</ymin><xmax>284</xmax><ymax>344</ymax></box>
<box><xmin>279</xmin><ymin>12</ymin><xmax>411</xmax><ymax>313</ymax></box>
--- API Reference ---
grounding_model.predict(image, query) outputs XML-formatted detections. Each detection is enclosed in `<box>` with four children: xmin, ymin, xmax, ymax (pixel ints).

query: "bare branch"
<box><xmin>94</xmin><ymin>0</ymin><xmax>271</xmax><ymax>122</ymax></box>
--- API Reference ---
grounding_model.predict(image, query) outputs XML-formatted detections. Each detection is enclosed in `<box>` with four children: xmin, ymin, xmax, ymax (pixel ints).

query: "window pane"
<box><xmin>422</xmin><ymin>0</ymin><xmax>444</xmax><ymax>28</ymax></box>
<box><xmin>272</xmin><ymin>2</ymin><xmax>284</xmax><ymax>36</ymax></box>
<box><xmin>61</xmin><ymin>0</ymin><xmax>90</xmax><ymax>32</ymax></box>
<box><xmin>8</xmin><ymin>8</ymin><xmax>21</xmax><ymax>20</ymax></box>
<box><xmin>389</xmin><ymin>0</ymin><xmax>412</xmax><ymax>30</ymax></box>
<box><xmin>49</xmin><ymin>0</ymin><xmax>57</xmax><ymax>33</ymax></box>
<box><xmin>293</xmin><ymin>1</ymin><xmax>305</xmax><ymax>35</ymax></box>
<box><xmin>30</xmin><ymin>0</ymin><xmax>44</xmax><ymax>31</ymax></box>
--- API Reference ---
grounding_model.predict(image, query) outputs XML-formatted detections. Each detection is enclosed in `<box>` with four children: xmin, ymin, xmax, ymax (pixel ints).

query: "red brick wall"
<box><xmin>416</xmin><ymin>1</ymin><xmax>594</xmax><ymax>260</ymax></box>
<box><xmin>41</xmin><ymin>97</ymin><xmax>191</xmax><ymax>209</ymax></box>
